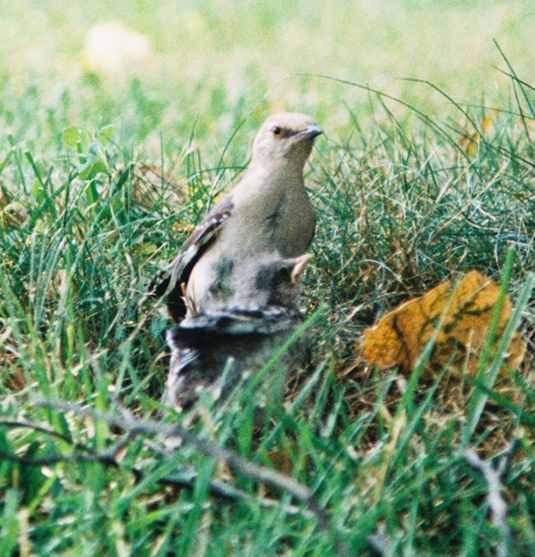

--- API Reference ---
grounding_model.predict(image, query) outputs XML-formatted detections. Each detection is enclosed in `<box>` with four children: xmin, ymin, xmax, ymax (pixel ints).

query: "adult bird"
<box><xmin>152</xmin><ymin>112</ymin><xmax>322</xmax><ymax>322</ymax></box>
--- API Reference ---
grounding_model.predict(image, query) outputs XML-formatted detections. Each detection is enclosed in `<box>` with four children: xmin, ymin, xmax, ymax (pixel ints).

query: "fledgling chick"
<box><xmin>151</xmin><ymin>113</ymin><xmax>322</xmax><ymax>322</ymax></box>
<box><xmin>200</xmin><ymin>251</ymin><xmax>311</xmax><ymax>313</ymax></box>
<box><xmin>164</xmin><ymin>254</ymin><xmax>311</xmax><ymax>411</ymax></box>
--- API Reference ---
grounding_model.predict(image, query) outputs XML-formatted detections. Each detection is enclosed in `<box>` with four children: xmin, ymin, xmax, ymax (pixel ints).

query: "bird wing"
<box><xmin>179</xmin><ymin>306</ymin><xmax>301</xmax><ymax>335</ymax></box>
<box><xmin>150</xmin><ymin>197</ymin><xmax>234</xmax><ymax>321</ymax></box>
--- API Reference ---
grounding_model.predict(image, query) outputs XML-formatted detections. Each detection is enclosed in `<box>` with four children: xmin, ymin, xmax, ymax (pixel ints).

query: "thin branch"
<box><xmin>32</xmin><ymin>398</ymin><xmax>344</xmax><ymax>551</ymax></box>
<box><xmin>464</xmin><ymin>448</ymin><xmax>511</xmax><ymax>557</ymax></box>
<box><xmin>0</xmin><ymin>447</ymin><xmax>118</xmax><ymax>468</ymax></box>
<box><xmin>0</xmin><ymin>421</ymin><xmax>311</xmax><ymax>516</ymax></box>
<box><xmin>0</xmin><ymin>420</ymin><xmax>78</xmax><ymax>445</ymax></box>
<box><xmin>367</xmin><ymin>525</ymin><xmax>392</xmax><ymax>556</ymax></box>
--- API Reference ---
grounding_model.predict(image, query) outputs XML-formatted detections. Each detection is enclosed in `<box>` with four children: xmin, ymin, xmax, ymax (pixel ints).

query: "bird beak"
<box><xmin>302</xmin><ymin>124</ymin><xmax>323</xmax><ymax>140</ymax></box>
<box><xmin>290</xmin><ymin>253</ymin><xmax>312</xmax><ymax>284</ymax></box>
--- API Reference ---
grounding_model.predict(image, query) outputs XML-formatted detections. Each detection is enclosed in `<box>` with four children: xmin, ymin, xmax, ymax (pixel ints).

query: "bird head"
<box><xmin>254</xmin><ymin>253</ymin><xmax>312</xmax><ymax>306</ymax></box>
<box><xmin>252</xmin><ymin>113</ymin><xmax>322</xmax><ymax>171</ymax></box>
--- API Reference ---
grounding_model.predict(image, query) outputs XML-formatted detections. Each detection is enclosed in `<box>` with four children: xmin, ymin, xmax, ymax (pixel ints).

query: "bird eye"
<box><xmin>272</xmin><ymin>126</ymin><xmax>282</xmax><ymax>136</ymax></box>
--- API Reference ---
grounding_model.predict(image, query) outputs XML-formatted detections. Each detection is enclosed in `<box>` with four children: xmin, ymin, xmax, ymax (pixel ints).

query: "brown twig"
<box><xmin>464</xmin><ymin>448</ymin><xmax>512</xmax><ymax>557</ymax></box>
<box><xmin>30</xmin><ymin>399</ymin><xmax>345</xmax><ymax>552</ymax></box>
<box><xmin>0</xmin><ymin>419</ymin><xmax>311</xmax><ymax>515</ymax></box>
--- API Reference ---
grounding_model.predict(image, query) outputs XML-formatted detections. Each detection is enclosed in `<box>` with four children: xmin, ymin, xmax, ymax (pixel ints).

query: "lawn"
<box><xmin>0</xmin><ymin>1</ymin><xmax>534</xmax><ymax>555</ymax></box>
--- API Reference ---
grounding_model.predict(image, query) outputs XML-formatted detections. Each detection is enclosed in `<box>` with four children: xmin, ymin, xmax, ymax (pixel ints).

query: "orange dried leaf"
<box><xmin>172</xmin><ymin>222</ymin><xmax>195</xmax><ymax>234</ymax></box>
<box><xmin>362</xmin><ymin>271</ymin><xmax>525</xmax><ymax>375</ymax></box>
<box><xmin>481</xmin><ymin>115</ymin><xmax>495</xmax><ymax>135</ymax></box>
<box><xmin>267</xmin><ymin>448</ymin><xmax>294</xmax><ymax>475</ymax></box>
<box><xmin>459</xmin><ymin>113</ymin><xmax>496</xmax><ymax>156</ymax></box>
<box><xmin>459</xmin><ymin>132</ymin><xmax>480</xmax><ymax>156</ymax></box>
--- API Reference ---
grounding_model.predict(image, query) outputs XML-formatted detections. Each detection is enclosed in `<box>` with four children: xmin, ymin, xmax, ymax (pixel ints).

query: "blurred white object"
<box><xmin>84</xmin><ymin>21</ymin><xmax>153</xmax><ymax>76</ymax></box>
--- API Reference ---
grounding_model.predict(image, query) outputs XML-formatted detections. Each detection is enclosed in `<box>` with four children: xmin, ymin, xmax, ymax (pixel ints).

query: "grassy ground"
<box><xmin>1</xmin><ymin>1</ymin><xmax>534</xmax><ymax>555</ymax></box>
